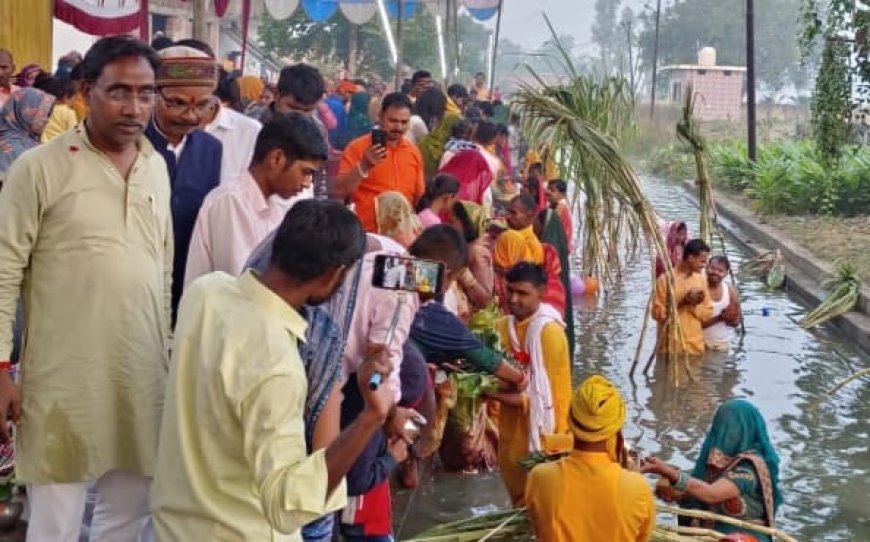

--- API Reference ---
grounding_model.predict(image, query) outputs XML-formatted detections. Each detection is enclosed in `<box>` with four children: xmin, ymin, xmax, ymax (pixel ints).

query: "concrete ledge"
<box><xmin>679</xmin><ymin>180</ymin><xmax>870</xmax><ymax>354</ymax></box>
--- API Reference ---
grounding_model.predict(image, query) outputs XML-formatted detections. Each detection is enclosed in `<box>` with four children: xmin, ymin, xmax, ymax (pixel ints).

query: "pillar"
<box><xmin>0</xmin><ymin>0</ymin><xmax>53</xmax><ymax>68</ymax></box>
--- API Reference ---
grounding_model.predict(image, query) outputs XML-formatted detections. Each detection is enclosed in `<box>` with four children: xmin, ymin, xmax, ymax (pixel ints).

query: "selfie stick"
<box><xmin>368</xmin><ymin>296</ymin><xmax>406</xmax><ymax>390</ymax></box>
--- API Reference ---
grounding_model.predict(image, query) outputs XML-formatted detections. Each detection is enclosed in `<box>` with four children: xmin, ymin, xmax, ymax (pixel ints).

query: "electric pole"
<box><xmin>746</xmin><ymin>0</ymin><xmax>758</xmax><ymax>162</ymax></box>
<box><xmin>649</xmin><ymin>0</ymin><xmax>662</xmax><ymax>120</ymax></box>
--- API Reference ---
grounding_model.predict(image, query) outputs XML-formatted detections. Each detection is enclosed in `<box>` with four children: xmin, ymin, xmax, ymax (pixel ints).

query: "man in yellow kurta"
<box><xmin>652</xmin><ymin>238</ymin><xmax>714</xmax><ymax>357</ymax></box>
<box><xmin>493</xmin><ymin>195</ymin><xmax>544</xmax><ymax>272</ymax></box>
<box><xmin>152</xmin><ymin>200</ymin><xmax>395</xmax><ymax>541</ymax></box>
<box><xmin>525</xmin><ymin>375</ymin><xmax>655</xmax><ymax>542</ymax></box>
<box><xmin>0</xmin><ymin>37</ymin><xmax>172</xmax><ymax>540</ymax></box>
<box><xmin>490</xmin><ymin>262</ymin><xmax>572</xmax><ymax>506</ymax></box>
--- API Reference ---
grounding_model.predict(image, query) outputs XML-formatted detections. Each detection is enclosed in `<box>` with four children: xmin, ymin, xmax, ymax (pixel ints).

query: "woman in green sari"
<box><xmin>345</xmin><ymin>91</ymin><xmax>372</xmax><ymax>142</ymax></box>
<box><xmin>419</xmin><ymin>113</ymin><xmax>462</xmax><ymax>179</ymax></box>
<box><xmin>642</xmin><ymin>399</ymin><xmax>782</xmax><ymax>542</ymax></box>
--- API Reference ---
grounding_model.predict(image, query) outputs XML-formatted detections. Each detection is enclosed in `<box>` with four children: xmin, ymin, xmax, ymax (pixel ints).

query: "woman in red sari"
<box><xmin>440</xmin><ymin>149</ymin><xmax>494</xmax><ymax>205</ymax></box>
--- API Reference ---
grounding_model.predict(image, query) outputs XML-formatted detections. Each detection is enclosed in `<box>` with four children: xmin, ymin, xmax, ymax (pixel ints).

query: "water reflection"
<box><xmin>396</xmin><ymin>177</ymin><xmax>870</xmax><ymax>541</ymax></box>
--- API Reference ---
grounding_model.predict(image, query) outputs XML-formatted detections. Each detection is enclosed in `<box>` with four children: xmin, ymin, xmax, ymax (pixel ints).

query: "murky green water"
<box><xmin>395</xmin><ymin>175</ymin><xmax>870</xmax><ymax>541</ymax></box>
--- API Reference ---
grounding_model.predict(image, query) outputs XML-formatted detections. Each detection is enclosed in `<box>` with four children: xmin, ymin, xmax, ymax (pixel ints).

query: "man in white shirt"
<box><xmin>384</xmin><ymin>257</ymin><xmax>407</xmax><ymax>289</ymax></box>
<box><xmin>184</xmin><ymin>113</ymin><xmax>326</xmax><ymax>286</ymax></box>
<box><xmin>205</xmin><ymin>102</ymin><xmax>262</xmax><ymax>186</ymax></box>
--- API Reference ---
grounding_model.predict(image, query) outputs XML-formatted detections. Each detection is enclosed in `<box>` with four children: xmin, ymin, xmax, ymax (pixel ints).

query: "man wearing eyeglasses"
<box><xmin>144</xmin><ymin>45</ymin><xmax>223</xmax><ymax>321</ymax></box>
<box><xmin>0</xmin><ymin>36</ymin><xmax>171</xmax><ymax>541</ymax></box>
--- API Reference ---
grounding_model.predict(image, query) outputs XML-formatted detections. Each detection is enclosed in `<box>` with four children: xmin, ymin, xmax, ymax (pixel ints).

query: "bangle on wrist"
<box><xmin>357</xmin><ymin>162</ymin><xmax>369</xmax><ymax>178</ymax></box>
<box><xmin>673</xmin><ymin>469</ymin><xmax>691</xmax><ymax>492</ymax></box>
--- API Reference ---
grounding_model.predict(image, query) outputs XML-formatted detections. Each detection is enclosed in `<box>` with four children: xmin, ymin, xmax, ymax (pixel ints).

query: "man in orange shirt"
<box><xmin>335</xmin><ymin>93</ymin><xmax>425</xmax><ymax>232</ymax></box>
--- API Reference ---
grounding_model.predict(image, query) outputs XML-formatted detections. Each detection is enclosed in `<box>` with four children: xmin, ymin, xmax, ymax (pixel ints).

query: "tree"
<box><xmin>636</xmin><ymin>0</ymin><xmax>802</xmax><ymax>98</ymax></box>
<box><xmin>257</xmin><ymin>10</ymin><xmax>490</xmax><ymax>82</ymax></box>
<box><xmin>801</xmin><ymin>0</ymin><xmax>860</xmax><ymax>160</ymax></box>
<box><xmin>811</xmin><ymin>37</ymin><xmax>851</xmax><ymax>161</ymax></box>
<box><xmin>591</xmin><ymin>0</ymin><xmax>622</xmax><ymax>74</ymax></box>
<box><xmin>456</xmin><ymin>13</ymin><xmax>491</xmax><ymax>83</ymax></box>
<box><xmin>619</xmin><ymin>6</ymin><xmax>642</xmax><ymax>95</ymax></box>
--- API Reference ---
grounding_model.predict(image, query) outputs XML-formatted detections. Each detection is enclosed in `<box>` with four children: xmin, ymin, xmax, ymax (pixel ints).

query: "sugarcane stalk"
<box><xmin>656</xmin><ymin>505</ymin><xmax>799</xmax><ymax>542</ymax></box>
<box><xmin>631</xmin><ymin>289</ymin><xmax>655</xmax><ymax>378</ymax></box>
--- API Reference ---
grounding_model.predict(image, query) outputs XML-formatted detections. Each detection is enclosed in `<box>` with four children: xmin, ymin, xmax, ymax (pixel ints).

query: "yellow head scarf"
<box><xmin>237</xmin><ymin>75</ymin><xmax>265</xmax><ymax>103</ymax></box>
<box><xmin>517</xmin><ymin>225</ymin><xmax>544</xmax><ymax>264</ymax></box>
<box><xmin>493</xmin><ymin>229</ymin><xmax>529</xmax><ymax>270</ymax></box>
<box><xmin>570</xmin><ymin>375</ymin><xmax>626</xmax><ymax>460</ymax></box>
<box><xmin>375</xmin><ymin>191</ymin><xmax>418</xmax><ymax>238</ymax></box>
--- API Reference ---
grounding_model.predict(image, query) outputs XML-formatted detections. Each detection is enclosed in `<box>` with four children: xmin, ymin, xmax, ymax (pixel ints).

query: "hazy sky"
<box><xmin>495</xmin><ymin>0</ymin><xmax>648</xmax><ymax>54</ymax></box>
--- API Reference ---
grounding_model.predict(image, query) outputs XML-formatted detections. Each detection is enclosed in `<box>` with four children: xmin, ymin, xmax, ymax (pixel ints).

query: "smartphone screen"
<box><xmin>371</xmin><ymin>128</ymin><xmax>388</xmax><ymax>147</ymax></box>
<box><xmin>371</xmin><ymin>254</ymin><xmax>444</xmax><ymax>294</ymax></box>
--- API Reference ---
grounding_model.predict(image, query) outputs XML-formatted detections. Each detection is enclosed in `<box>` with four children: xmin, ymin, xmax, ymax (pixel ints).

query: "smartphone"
<box><xmin>371</xmin><ymin>254</ymin><xmax>444</xmax><ymax>295</ymax></box>
<box><xmin>371</xmin><ymin>128</ymin><xmax>388</xmax><ymax>147</ymax></box>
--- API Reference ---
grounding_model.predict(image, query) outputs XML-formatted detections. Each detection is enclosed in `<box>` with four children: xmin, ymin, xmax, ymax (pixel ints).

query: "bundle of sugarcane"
<box><xmin>676</xmin><ymin>85</ymin><xmax>714</xmax><ymax>248</ymax></box>
<box><xmin>403</xmin><ymin>505</ymin><xmax>799</xmax><ymax>542</ymax></box>
<box><xmin>800</xmin><ymin>259</ymin><xmax>860</xmax><ymax>329</ymax></box>
<box><xmin>509</xmin><ymin>16</ymin><xmax>690</xmax><ymax>385</ymax></box>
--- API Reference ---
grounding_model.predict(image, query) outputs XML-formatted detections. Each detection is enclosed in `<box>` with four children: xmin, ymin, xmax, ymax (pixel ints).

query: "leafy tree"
<box><xmin>591</xmin><ymin>0</ymin><xmax>623</xmax><ymax>74</ymax></box>
<box><xmin>257</xmin><ymin>9</ymin><xmax>488</xmax><ymax>82</ymax></box>
<box><xmin>456</xmin><ymin>13</ymin><xmax>491</xmax><ymax>82</ymax></box>
<box><xmin>800</xmin><ymin>0</ymin><xmax>860</xmax><ymax>160</ymax></box>
<box><xmin>636</xmin><ymin>0</ymin><xmax>802</xmax><ymax>98</ymax></box>
<box><xmin>811</xmin><ymin>37</ymin><xmax>851</xmax><ymax>161</ymax></box>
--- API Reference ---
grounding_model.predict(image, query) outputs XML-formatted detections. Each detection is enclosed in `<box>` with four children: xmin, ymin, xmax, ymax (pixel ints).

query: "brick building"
<box><xmin>661</xmin><ymin>47</ymin><xmax>746</xmax><ymax>122</ymax></box>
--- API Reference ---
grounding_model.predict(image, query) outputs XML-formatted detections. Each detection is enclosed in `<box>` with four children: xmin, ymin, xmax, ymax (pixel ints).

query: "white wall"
<box><xmin>52</xmin><ymin>19</ymin><xmax>99</xmax><ymax>69</ymax></box>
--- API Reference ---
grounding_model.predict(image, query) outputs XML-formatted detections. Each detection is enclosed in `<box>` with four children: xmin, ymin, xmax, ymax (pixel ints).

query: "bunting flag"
<box><xmin>263</xmin><ymin>0</ymin><xmax>300</xmax><ymax>20</ymax></box>
<box><xmin>385</xmin><ymin>0</ymin><xmax>419</xmax><ymax>19</ymax></box>
<box><xmin>462</xmin><ymin>0</ymin><xmax>499</xmax><ymax>21</ymax></box>
<box><xmin>54</xmin><ymin>0</ymin><xmax>146</xmax><ymax>37</ymax></box>
<box><xmin>214</xmin><ymin>0</ymin><xmax>231</xmax><ymax>17</ymax></box>
<box><xmin>301</xmin><ymin>0</ymin><xmax>339</xmax><ymax>22</ymax></box>
<box><xmin>339</xmin><ymin>0</ymin><xmax>378</xmax><ymax>25</ymax></box>
<box><xmin>465</xmin><ymin>6</ymin><xmax>497</xmax><ymax>20</ymax></box>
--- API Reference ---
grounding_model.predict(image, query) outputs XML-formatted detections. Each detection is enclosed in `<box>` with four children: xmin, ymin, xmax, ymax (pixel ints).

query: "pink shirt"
<box><xmin>417</xmin><ymin>208</ymin><xmax>441</xmax><ymax>228</ymax></box>
<box><xmin>335</xmin><ymin>236</ymin><xmax>419</xmax><ymax>405</ymax></box>
<box><xmin>184</xmin><ymin>172</ymin><xmax>286</xmax><ymax>287</ymax></box>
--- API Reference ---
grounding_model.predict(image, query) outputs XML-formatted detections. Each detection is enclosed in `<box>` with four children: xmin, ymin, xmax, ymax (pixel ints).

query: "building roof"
<box><xmin>660</xmin><ymin>64</ymin><xmax>747</xmax><ymax>72</ymax></box>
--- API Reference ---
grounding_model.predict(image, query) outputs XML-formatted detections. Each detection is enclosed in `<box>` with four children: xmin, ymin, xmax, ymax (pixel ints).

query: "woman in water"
<box><xmin>642</xmin><ymin>399</ymin><xmax>782</xmax><ymax>542</ymax></box>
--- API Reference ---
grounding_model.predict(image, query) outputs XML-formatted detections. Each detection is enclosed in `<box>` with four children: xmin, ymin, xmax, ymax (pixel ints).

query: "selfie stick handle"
<box><xmin>368</xmin><ymin>296</ymin><xmax>406</xmax><ymax>390</ymax></box>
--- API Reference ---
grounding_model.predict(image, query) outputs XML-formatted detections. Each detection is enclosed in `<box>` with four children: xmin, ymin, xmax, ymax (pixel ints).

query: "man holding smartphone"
<box><xmin>334</xmin><ymin>92</ymin><xmax>425</xmax><ymax>232</ymax></box>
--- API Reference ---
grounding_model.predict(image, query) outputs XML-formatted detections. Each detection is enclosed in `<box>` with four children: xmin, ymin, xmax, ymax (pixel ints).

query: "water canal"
<box><xmin>395</xmin><ymin>174</ymin><xmax>870</xmax><ymax>542</ymax></box>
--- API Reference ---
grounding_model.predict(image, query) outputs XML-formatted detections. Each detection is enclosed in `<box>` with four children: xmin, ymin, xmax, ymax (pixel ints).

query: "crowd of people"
<box><xmin>0</xmin><ymin>33</ymin><xmax>780</xmax><ymax>542</ymax></box>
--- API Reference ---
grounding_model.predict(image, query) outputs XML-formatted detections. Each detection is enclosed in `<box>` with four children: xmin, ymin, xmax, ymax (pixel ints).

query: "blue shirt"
<box><xmin>145</xmin><ymin>121</ymin><xmax>222</xmax><ymax>320</ymax></box>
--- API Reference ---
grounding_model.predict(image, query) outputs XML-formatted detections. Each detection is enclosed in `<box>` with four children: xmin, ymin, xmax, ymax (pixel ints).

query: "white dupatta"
<box><xmin>507</xmin><ymin>303</ymin><xmax>565</xmax><ymax>453</ymax></box>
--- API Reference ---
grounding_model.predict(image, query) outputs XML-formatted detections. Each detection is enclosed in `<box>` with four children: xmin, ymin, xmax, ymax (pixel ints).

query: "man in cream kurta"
<box><xmin>153</xmin><ymin>271</ymin><xmax>346</xmax><ymax>541</ymax></box>
<box><xmin>0</xmin><ymin>126</ymin><xmax>172</xmax><ymax>481</ymax></box>
<box><xmin>153</xmin><ymin>200</ymin><xmax>395</xmax><ymax>542</ymax></box>
<box><xmin>0</xmin><ymin>36</ymin><xmax>172</xmax><ymax>542</ymax></box>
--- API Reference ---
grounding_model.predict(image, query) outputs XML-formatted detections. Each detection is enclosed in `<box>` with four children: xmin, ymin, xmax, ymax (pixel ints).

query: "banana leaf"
<box><xmin>766</xmin><ymin>261</ymin><xmax>786</xmax><ymax>290</ymax></box>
